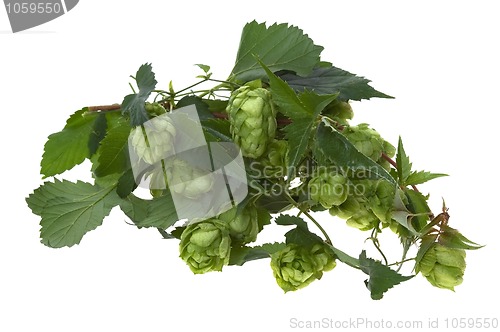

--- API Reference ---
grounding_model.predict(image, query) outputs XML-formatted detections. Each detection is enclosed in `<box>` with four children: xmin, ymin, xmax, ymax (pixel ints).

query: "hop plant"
<box><xmin>165</xmin><ymin>158</ymin><xmax>214</xmax><ymax>199</ymax></box>
<box><xmin>218</xmin><ymin>204</ymin><xmax>260</xmax><ymax>244</ymax></box>
<box><xmin>308</xmin><ymin>170</ymin><xmax>348</xmax><ymax>208</ymax></box>
<box><xmin>179</xmin><ymin>219</ymin><xmax>231</xmax><ymax>274</ymax></box>
<box><xmin>417</xmin><ymin>243</ymin><xmax>467</xmax><ymax>291</ymax></box>
<box><xmin>130</xmin><ymin>115</ymin><xmax>176</xmax><ymax>164</ymax></box>
<box><xmin>227</xmin><ymin>81</ymin><xmax>277</xmax><ymax>159</ymax></box>
<box><xmin>145</xmin><ymin>102</ymin><xmax>167</xmax><ymax>116</ymax></box>
<box><xmin>342</xmin><ymin>123</ymin><xmax>388</xmax><ymax>161</ymax></box>
<box><xmin>271</xmin><ymin>243</ymin><xmax>336</xmax><ymax>292</ymax></box>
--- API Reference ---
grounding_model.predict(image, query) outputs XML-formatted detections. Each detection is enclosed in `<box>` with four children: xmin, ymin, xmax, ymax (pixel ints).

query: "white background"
<box><xmin>1</xmin><ymin>1</ymin><xmax>499</xmax><ymax>331</ymax></box>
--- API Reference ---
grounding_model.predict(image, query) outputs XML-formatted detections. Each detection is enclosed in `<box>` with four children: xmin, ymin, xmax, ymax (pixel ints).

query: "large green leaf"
<box><xmin>94</xmin><ymin>118</ymin><xmax>131</xmax><ymax>177</ymax></box>
<box><xmin>359</xmin><ymin>250</ymin><xmax>414</xmax><ymax>300</ymax></box>
<box><xmin>260</xmin><ymin>61</ymin><xmax>337</xmax><ymax>179</ymax></box>
<box><xmin>26</xmin><ymin>179</ymin><xmax>120</xmax><ymax>248</ymax></box>
<box><xmin>120</xmin><ymin>193</ymin><xmax>178</xmax><ymax>229</ymax></box>
<box><xmin>280</xmin><ymin>66</ymin><xmax>393</xmax><ymax>101</ymax></box>
<box><xmin>229</xmin><ymin>21</ymin><xmax>322</xmax><ymax>83</ymax></box>
<box><xmin>314</xmin><ymin>122</ymin><xmax>396</xmax><ymax>185</ymax></box>
<box><xmin>121</xmin><ymin>63</ymin><xmax>157</xmax><ymax>127</ymax></box>
<box><xmin>41</xmin><ymin>108</ymin><xmax>97</xmax><ymax>178</ymax></box>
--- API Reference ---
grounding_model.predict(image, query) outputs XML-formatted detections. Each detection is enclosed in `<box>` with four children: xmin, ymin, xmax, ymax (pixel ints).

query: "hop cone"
<box><xmin>417</xmin><ymin>243</ymin><xmax>466</xmax><ymax>291</ymax></box>
<box><xmin>343</xmin><ymin>123</ymin><xmax>386</xmax><ymax>161</ymax></box>
<box><xmin>257</xmin><ymin>139</ymin><xmax>288</xmax><ymax>178</ymax></box>
<box><xmin>271</xmin><ymin>243</ymin><xmax>336</xmax><ymax>292</ymax></box>
<box><xmin>145</xmin><ymin>102</ymin><xmax>167</xmax><ymax>116</ymax></box>
<box><xmin>130</xmin><ymin>115</ymin><xmax>176</xmax><ymax>164</ymax></box>
<box><xmin>166</xmin><ymin>158</ymin><xmax>214</xmax><ymax>199</ymax></box>
<box><xmin>218</xmin><ymin>204</ymin><xmax>260</xmax><ymax>244</ymax></box>
<box><xmin>227</xmin><ymin>82</ymin><xmax>277</xmax><ymax>159</ymax></box>
<box><xmin>179</xmin><ymin>219</ymin><xmax>231</xmax><ymax>274</ymax></box>
<box><xmin>308</xmin><ymin>170</ymin><xmax>348</xmax><ymax>208</ymax></box>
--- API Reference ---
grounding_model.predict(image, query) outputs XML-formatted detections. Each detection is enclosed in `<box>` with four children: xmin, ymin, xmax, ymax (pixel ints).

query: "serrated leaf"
<box><xmin>438</xmin><ymin>225</ymin><xmax>484</xmax><ymax>250</ymax></box>
<box><xmin>280</xmin><ymin>66</ymin><xmax>393</xmax><ymax>101</ymax></box>
<box><xmin>405</xmin><ymin>189</ymin><xmax>431</xmax><ymax>232</ymax></box>
<box><xmin>119</xmin><ymin>193</ymin><xmax>178</xmax><ymax>229</ymax></box>
<box><xmin>396</xmin><ymin>137</ymin><xmax>412</xmax><ymax>185</ymax></box>
<box><xmin>315</xmin><ymin>122</ymin><xmax>396</xmax><ymax>185</ymax></box>
<box><xmin>94</xmin><ymin>118</ymin><xmax>131</xmax><ymax>177</ymax></box>
<box><xmin>26</xmin><ymin>179</ymin><xmax>120</xmax><ymax>248</ymax></box>
<box><xmin>406</xmin><ymin>171</ymin><xmax>448</xmax><ymax>186</ymax></box>
<box><xmin>359</xmin><ymin>250</ymin><xmax>414</xmax><ymax>300</ymax></box>
<box><xmin>88</xmin><ymin>113</ymin><xmax>108</xmax><ymax>156</ymax></box>
<box><xmin>41</xmin><ymin>108</ymin><xmax>97</xmax><ymax>178</ymax></box>
<box><xmin>121</xmin><ymin>63</ymin><xmax>157</xmax><ymax>127</ymax></box>
<box><xmin>229</xmin><ymin>21</ymin><xmax>322</xmax><ymax>83</ymax></box>
<box><xmin>116</xmin><ymin>168</ymin><xmax>137</xmax><ymax>198</ymax></box>
<box><xmin>177</xmin><ymin>95</ymin><xmax>212</xmax><ymax>120</ymax></box>
<box><xmin>229</xmin><ymin>242</ymin><xmax>286</xmax><ymax>266</ymax></box>
<box><xmin>275</xmin><ymin>215</ymin><xmax>324</xmax><ymax>248</ymax></box>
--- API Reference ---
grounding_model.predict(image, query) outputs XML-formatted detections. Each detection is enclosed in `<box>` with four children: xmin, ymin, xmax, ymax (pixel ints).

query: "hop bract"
<box><xmin>417</xmin><ymin>243</ymin><xmax>466</xmax><ymax>291</ymax></box>
<box><xmin>256</xmin><ymin>139</ymin><xmax>288</xmax><ymax>178</ymax></box>
<box><xmin>130</xmin><ymin>115</ymin><xmax>176</xmax><ymax>164</ymax></box>
<box><xmin>227</xmin><ymin>81</ymin><xmax>277</xmax><ymax>159</ymax></box>
<box><xmin>179</xmin><ymin>219</ymin><xmax>231</xmax><ymax>274</ymax></box>
<box><xmin>271</xmin><ymin>243</ymin><xmax>336</xmax><ymax>292</ymax></box>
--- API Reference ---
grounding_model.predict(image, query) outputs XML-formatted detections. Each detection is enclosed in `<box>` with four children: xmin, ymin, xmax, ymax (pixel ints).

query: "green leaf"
<box><xmin>280</xmin><ymin>66</ymin><xmax>393</xmax><ymax>101</ymax></box>
<box><xmin>94</xmin><ymin>117</ymin><xmax>131</xmax><ymax>177</ymax></box>
<box><xmin>121</xmin><ymin>63</ymin><xmax>157</xmax><ymax>127</ymax></box>
<box><xmin>406</xmin><ymin>171</ymin><xmax>448</xmax><ymax>186</ymax></box>
<box><xmin>415</xmin><ymin>234</ymin><xmax>438</xmax><ymax>271</ymax></box>
<box><xmin>315</xmin><ymin>122</ymin><xmax>396</xmax><ymax>185</ymax></box>
<box><xmin>177</xmin><ymin>95</ymin><xmax>213</xmax><ymax>120</ymax></box>
<box><xmin>88</xmin><ymin>113</ymin><xmax>108</xmax><ymax>156</ymax></box>
<box><xmin>120</xmin><ymin>193</ymin><xmax>178</xmax><ymax>229</ymax></box>
<box><xmin>41</xmin><ymin>108</ymin><xmax>97</xmax><ymax>178</ymax></box>
<box><xmin>275</xmin><ymin>214</ymin><xmax>324</xmax><ymax>249</ymax></box>
<box><xmin>391</xmin><ymin>191</ymin><xmax>419</xmax><ymax>235</ymax></box>
<box><xmin>229</xmin><ymin>21</ymin><xmax>322</xmax><ymax>83</ymax></box>
<box><xmin>438</xmin><ymin>225</ymin><xmax>484</xmax><ymax>250</ymax></box>
<box><xmin>229</xmin><ymin>242</ymin><xmax>286</xmax><ymax>266</ymax></box>
<box><xmin>326</xmin><ymin>244</ymin><xmax>360</xmax><ymax>269</ymax></box>
<box><xmin>195</xmin><ymin>64</ymin><xmax>211</xmax><ymax>74</ymax></box>
<box><xmin>405</xmin><ymin>189</ymin><xmax>432</xmax><ymax>232</ymax></box>
<box><xmin>359</xmin><ymin>250</ymin><xmax>414</xmax><ymax>300</ymax></box>
<box><xmin>396</xmin><ymin>137</ymin><xmax>412</xmax><ymax>185</ymax></box>
<box><xmin>116</xmin><ymin>168</ymin><xmax>137</xmax><ymax>198</ymax></box>
<box><xmin>26</xmin><ymin>179</ymin><xmax>120</xmax><ymax>248</ymax></box>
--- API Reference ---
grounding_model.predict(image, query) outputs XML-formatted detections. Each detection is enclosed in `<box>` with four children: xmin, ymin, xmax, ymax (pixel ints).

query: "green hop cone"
<box><xmin>329</xmin><ymin>196</ymin><xmax>361</xmax><ymax>220</ymax></box>
<box><xmin>417</xmin><ymin>243</ymin><xmax>466</xmax><ymax>291</ymax></box>
<box><xmin>308</xmin><ymin>171</ymin><xmax>348</xmax><ymax>208</ymax></box>
<box><xmin>346</xmin><ymin>209</ymin><xmax>379</xmax><ymax>231</ymax></box>
<box><xmin>227</xmin><ymin>81</ymin><xmax>277</xmax><ymax>159</ymax></box>
<box><xmin>256</xmin><ymin>139</ymin><xmax>288</xmax><ymax>178</ymax></box>
<box><xmin>271</xmin><ymin>243</ymin><xmax>336</xmax><ymax>292</ymax></box>
<box><xmin>343</xmin><ymin>123</ymin><xmax>385</xmax><ymax>161</ymax></box>
<box><xmin>179</xmin><ymin>219</ymin><xmax>231</xmax><ymax>274</ymax></box>
<box><xmin>323</xmin><ymin>99</ymin><xmax>354</xmax><ymax>124</ymax></box>
<box><xmin>130</xmin><ymin>115</ymin><xmax>176</xmax><ymax>164</ymax></box>
<box><xmin>145</xmin><ymin>102</ymin><xmax>167</xmax><ymax>116</ymax></box>
<box><xmin>367</xmin><ymin>180</ymin><xmax>395</xmax><ymax>224</ymax></box>
<box><xmin>218</xmin><ymin>204</ymin><xmax>259</xmax><ymax>244</ymax></box>
<box><xmin>166</xmin><ymin>158</ymin><xmax>214</xmax><ymax>199</ymax></box>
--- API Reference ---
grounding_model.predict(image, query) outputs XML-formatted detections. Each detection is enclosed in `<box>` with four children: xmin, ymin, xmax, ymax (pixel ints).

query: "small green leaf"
<box><xmin>116</xmin><ymin>168</ymin><xmax>137</xmax><ymax>198</ymax></box>
<box><xmin>359</xmin><ymin>250</ymin><xmax>414</xmax><ymax>300</ymax></box>
<box><xmin>195</xmin><ymin>64</ymin><xmax>211</xmax><ymax>73</ymax></box>
<box><xmin>41</xmin><ymin>108</ymin><xmax>97</xmax><ymax>178</ymax></box>
<box><xmin>396</xmin><ymin>137</ymin><xmax>412</xmax><ymax>185</ymax></box>
<box><xmin>121</xmin><ymin>63</ymin><xmax>157</xmax><ymax>127</ymax></box>
<box><xmin>391</xmin><ymin>192</ymin><xmax>419</xmax><ymax>235</ymax></box>
<box><xmin>406</xmin><ymin>171</ymin><xmax>448</xmax><ymax>186</ymax></box>
<box><xmin>275</xmin><ymin>215</ymin><xmax>324</xmax><ymax>249</ymax></box>
<box><xmin>229</xmin><ymin>242</ymin><xmax>286</xmax><ymax>266</ymax></box>
<box><xmin>415</xmin><ymin>234</ymin><xmax>438</xmax><ymax>271</ymax></box>
<box><xmin>120</xmin><ymin>193</ymin><xmax>178</xmax><ymax>229</ymax></box>
<box><xmin>438</xmin><ymin>225</ymin><xmax>484</xmax><ymax>250</ymax></box>
<box><xmin>229</xmin><ymin>21</ymin><xmax>322</xmax><ymax>83</ymax></box>
<box><xmin>280</xmin><ymin>66</ymin><xmax>393</xmax><ymax>101</ymax></box>
<box><xmin>94</xmin><ymin>118</ymin><xmax>131</xmax><ymax>177</ymax></box>
<box><xmin>26</xmin><ymin>180</ymin><xmax>121</xmax><ymax>248</ymax></box>
<box><xmin>405</xmin><ymin>189</ymin><xmax>432</xmax><ymax>232</ymax></box>
<box><xmin>315</xmin><ymin>122</ymin><xmax>396</xmax><ymax>185</ymax></box>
